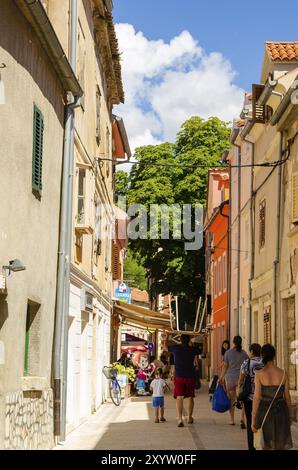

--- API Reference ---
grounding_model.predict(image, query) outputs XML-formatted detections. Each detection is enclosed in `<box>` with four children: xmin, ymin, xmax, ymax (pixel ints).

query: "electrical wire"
<box><xmin>101</xmin><ymin>156</ymin><xmax>288</xmax><ymax>169</ymax></box>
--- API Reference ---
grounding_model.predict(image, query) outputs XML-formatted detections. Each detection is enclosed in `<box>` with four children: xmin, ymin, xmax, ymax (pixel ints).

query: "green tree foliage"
<box><xmin>123</xmin><ymin>249</ymin><xmax>148</xmax><ymax>291</ymax></box>
<box><xmin>115</xmin><ymin>169</ymin><xmax>129</xmax><ymax>200</ymax></box>
<box><xmin>115</xmin><ymin>116</ymin><xmax>231</xmax><ymax>324</ymax></box>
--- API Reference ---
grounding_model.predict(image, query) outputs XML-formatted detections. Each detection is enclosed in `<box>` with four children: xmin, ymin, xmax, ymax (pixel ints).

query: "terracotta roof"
<box><xmin>131</xmin><ymin>289</ymin><xmax>149</xmax><ymax>303</ymax></box>
<box><xmin>266</xmin><ymin>42</ymin><xmax>298</xmax><ymax>62</ymax></box>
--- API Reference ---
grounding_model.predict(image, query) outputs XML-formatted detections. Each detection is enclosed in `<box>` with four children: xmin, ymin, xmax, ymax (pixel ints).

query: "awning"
<box><xmin>114</xmin><ymin>300</ymin><xmax>171</xmax><ymax>331</ymax></box>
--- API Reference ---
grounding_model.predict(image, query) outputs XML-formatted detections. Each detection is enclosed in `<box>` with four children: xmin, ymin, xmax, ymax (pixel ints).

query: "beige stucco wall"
<box><xmin>0</xmin><ymin>0</ymin><xmax>65</xmax><ymax>449</ymax></box>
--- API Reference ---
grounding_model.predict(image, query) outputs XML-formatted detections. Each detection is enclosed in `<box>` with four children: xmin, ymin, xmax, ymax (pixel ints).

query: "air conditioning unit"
<box><xmin>80</xmin><ymin>287</ymin><xmax>93</xmax><ymax>312</ymax></box>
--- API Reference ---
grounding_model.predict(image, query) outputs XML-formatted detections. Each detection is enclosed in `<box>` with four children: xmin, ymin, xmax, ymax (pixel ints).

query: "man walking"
<box><xmin>168</xmin><ymin>335</ymin><xmax>201</xmax><ymax>427</ymax></box>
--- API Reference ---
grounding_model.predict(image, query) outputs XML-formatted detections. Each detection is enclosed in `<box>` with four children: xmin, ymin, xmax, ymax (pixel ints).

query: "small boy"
<box><xmin>150</xmin><ymin>368</ymin><xmax>166</xmax><ymax>423</ymax></box>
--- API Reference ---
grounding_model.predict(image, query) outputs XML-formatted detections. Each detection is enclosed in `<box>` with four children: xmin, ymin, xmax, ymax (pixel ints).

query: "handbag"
<box><xmin>254</xmin><ymin>370</ymin><xmax>285</xmax><ymax>450</ymax></box>
<box><xmin>212</xmin><ymin>384</ymin><xmax>231</xmax><ymax>413</ymax></box>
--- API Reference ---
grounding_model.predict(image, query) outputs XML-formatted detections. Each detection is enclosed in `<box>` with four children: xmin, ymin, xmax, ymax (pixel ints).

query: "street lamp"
<box><xmin>2</xmin><ymin>259</ymin><xmax>26</xmax><ymax>277</ymax></box>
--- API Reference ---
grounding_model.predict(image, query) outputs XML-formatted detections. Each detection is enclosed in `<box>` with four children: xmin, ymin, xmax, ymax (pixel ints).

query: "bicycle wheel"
<box><xmin>110</xmin><ymin>380</ymin><xmax>121</xmax><ymax>406</ymax></box>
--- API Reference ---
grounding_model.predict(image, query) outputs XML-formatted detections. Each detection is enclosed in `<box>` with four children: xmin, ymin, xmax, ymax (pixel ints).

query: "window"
<box><xmin>214</xmin><ymin>261</ymin><xmax>217</xmax><ymax>297</ymax></box>
<box><xmin>32</xmin><ymin>105</ymin><xmax>44</xmax><ymax>195</ymax></box>
<box><xmin>24</xmin><ymin>301</ymin><xmax>41</xmax><ymax>376</ymax></box>
<box><xmin>94</xmin><ymin>197</ymin><xmax>102</xmax><ymax>259</ymax></box>
<box><xmin>95</xmin><ymin>86</ymin><xmax>101</xmax><ymax>144</ymax></box>
<box><xmin>75</xmin><ymin>165</ymin><xmax>94</xmax><ymax>234</ymax></box>
<box><xmin>292</xmin><ymin>172</ymin><xmax>298</xmax><ymax>224</ymax></box>
<box><xmin>259</xmin><ymin>199</ymin><xmax>266</xmax><ymax>249</ymax></box>
<box><xmin>264</xmin><ymin>306</ymin><xmax>271</xmax><ymax>344</ymax></box>
<box><xmin>78</xmin><ymin>21</ymin><xmax>86</xmax><ymax>109</ymax></box>
<box><xmin>105</xmin><ymin>224</ymin><xmax>112</xmax><ymax>273</ymax></box>
<box><xmin>222</xmin><ymin>252</ymin><xmax>227</xmax><ymax>292</ymax></box>
<box><xmin>77</xmin><ymin>168</ymin><xmax>86</xmax><ymax>225</ymax></box>
<box><xmin>218</xmin><ymin>257</ymin><xmax>222</xmax><ymax>294</ymax></box>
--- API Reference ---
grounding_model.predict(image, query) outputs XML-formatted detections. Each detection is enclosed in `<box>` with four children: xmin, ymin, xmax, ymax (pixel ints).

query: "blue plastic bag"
<box><xmin>212</xmin><ymin>384</ymin><xmax>231</xmax><ymax>413</ymax></box>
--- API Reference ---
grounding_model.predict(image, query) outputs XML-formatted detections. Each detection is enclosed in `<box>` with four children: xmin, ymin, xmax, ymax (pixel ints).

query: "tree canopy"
<box><xmin>116</xmin><ymin>116</ymin><xmax>231</xmax><ymax>324</ymax></box>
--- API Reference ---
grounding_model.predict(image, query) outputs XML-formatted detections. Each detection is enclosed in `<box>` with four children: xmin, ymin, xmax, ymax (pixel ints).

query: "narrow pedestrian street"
<box><xmin>55</xmin><ymin>382</ymin><xmax>298</xmax><ymax>451</ymax></box>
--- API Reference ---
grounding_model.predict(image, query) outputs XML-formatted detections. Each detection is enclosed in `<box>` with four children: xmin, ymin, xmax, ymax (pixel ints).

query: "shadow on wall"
<box><xmin>0</xmin><ymin>299</ymin><xmax>9</xmax><ymax>331</ymax></box>
<box><xmin>0</xmin><ymin>0</ymin><xmax>64</xmax><ymax>125</ymax></box>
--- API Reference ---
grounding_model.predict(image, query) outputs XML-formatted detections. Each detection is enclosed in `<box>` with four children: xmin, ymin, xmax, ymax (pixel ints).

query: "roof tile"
<box><xmin>266</xmin><ymin>42</ymin><xmax>298</xmax><ymax>62</ymax></box>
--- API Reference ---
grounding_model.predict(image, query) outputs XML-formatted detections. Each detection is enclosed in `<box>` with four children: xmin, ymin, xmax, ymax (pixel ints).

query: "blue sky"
<box><xmin>113</xmin><ymin>0</ymin><xmax>298</xmax><ymax>152</ymax></box>
<box><xmin>114</xmin><ymin>0</ymin><xmax>297</xmax><ymax>90</ymax></box>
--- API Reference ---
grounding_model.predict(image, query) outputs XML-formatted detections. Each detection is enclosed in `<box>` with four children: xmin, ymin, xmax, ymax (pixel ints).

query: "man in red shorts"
<box><xmin>168</xmin><ymin>335</ymin><xmax>201</xmax><ymax>427</ymax></box>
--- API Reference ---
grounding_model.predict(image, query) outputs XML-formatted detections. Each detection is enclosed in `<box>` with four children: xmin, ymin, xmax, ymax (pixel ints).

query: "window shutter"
<box><xmin>292</xmin><ymin>172</ymin><xmax>298</xmax><ymax>223</ymax></box>
<box><xmin>96</xmin><ymin>86</ymin><xmax>101</xmax><ymax>144</ymax></box>
<box><xmin>112</xmin><ymin>242</ymin><xmax>120</xmax><ymax>280</ymax></box>
<box><xmin>252</xmin><ymin>84</ymin><xmax>265</xmax><ymax>124</ymax></box>
<box><xmin>263</xmin><ymin>307</ymin><xmax>271</xmax><ymax>344</ymax></box>
<box><xmin>32</xmin><ymin>105</ymin><xmax>44</xmax><ymax>194</ymax></box>
<box><xmin>259</xmin><ymin>199</ymin><xmax>266</xmax><ymax>248</ymax></box>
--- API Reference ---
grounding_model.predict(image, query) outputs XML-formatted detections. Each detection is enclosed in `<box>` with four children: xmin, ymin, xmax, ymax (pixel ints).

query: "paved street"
<box><xmin>54</xmin><ymin>382</ymin><xmax>298</xmax><ymax>451</ymax></box>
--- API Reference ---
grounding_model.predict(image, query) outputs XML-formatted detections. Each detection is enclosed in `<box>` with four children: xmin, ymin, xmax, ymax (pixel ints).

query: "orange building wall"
<box><xmin>208</xmin><ymin>203</ymin><xmax>229</xmax><ymax>374</ymax></box>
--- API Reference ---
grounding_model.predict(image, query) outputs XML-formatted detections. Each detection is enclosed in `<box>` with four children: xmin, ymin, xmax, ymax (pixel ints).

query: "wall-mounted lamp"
<box><xmin>2</xmin><ymin>259</ymin><xmax>26</xmax><ymax>277</ymax></box>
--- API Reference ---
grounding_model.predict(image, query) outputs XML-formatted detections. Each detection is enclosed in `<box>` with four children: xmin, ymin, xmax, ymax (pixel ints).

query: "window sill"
<box><xmin>21</xmin><ymin>376</ymin><xmax>47</xmax><ymax>392</ymax></box>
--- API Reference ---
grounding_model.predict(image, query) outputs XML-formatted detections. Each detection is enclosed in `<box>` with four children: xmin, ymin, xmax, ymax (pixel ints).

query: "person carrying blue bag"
<box><xmin>212</xmin><ymin>384</ymin><xmax>231</xmax><ymax>413</ymax></box>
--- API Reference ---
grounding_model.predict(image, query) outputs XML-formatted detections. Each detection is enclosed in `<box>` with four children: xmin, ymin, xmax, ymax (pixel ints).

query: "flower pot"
<box><xmin>125</xmin><ymin>383</ymin><xmax>132</xmax><ymax>398</ymax></box>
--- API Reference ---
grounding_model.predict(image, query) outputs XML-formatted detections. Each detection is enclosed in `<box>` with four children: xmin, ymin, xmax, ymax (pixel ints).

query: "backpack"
<box><xmin>237</xmin><ymin>359</ymin><xmax>251</xmax><ymax>401</ymax></box>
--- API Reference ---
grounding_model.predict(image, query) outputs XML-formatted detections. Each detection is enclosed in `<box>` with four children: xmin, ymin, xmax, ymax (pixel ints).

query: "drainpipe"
<box><xmin>273</xmin><ymin>132</ymin><xmax>283</xmax><ymax>358</ymax></box>
<box><xmin>234</xmin><ymin>144</ymin><xmax>242</xmax><ymax>335</ymax></box>
<box><xmin>248</xmin><ymin>139</ymin><xmax>255</xmax><ymax>347</ymax></box>
<box><xmin>227</xmin><ymin>161</ymin><xmax>232</xmax><ymax>341</ymax></box>
<box><xmin>53</xmin><ymin>0</ymin><xmax>79</xmax><ymax>442</ymax></box>
<box><xmin>60</xmin><ymin>0</ymin><xmax>79</xmax><ymax>442</ymax></box>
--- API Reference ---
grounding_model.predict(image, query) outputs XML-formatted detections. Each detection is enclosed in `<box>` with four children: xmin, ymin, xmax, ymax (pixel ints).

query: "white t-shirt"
<box><xmin>151</xmin><ymin>378</ymin><xmax>166</xmax><ymax>397</ymax></box>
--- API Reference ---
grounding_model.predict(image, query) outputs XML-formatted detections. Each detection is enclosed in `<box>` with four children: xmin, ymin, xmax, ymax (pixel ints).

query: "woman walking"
<box><xmin>252</xmin><ymin>344</ymin><xmax>293</xmax><ymax>450</ymax></box>
<box><xmin>238</xmin><ymin>343</ymin><xmax>263</xmax><ymax>450</ymax></box>
<box><xmin>218</xmin><ymin>336</ymin><xmax>248</xmax><ymax>426</ymax></box>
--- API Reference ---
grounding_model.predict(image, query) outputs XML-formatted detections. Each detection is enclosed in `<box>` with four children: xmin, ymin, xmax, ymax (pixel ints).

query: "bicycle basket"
<box><xmin>102</xmin><ymin>366</ymin><xmax>117</xmax><ymax>380</ymax></box>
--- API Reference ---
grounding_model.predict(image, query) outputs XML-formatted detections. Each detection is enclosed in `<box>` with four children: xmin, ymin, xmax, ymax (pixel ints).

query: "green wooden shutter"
<box><xmin>24</xmin><ymin>305</ymin><xmax>30</xmax><ymax>376</ymax></box>
<box><xmin>32</xmin><ymin>105</ymin><xmax>44</xmax><ymax>194</ymax></box>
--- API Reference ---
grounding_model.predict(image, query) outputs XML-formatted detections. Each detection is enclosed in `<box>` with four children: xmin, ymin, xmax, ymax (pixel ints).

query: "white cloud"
<box><xmin>114</xmin><ymin>23</ymin><xmax>244</xmax><ymax>154</ymax></box>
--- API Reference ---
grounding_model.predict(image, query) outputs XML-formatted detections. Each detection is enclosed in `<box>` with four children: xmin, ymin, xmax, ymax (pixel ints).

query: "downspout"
<box><xmin>220</xmin><ymin>201</ymin><xmax>229</xmax><ymax>340</ymax></box>
<box><xmin>273</xmin><ymin>132</ymin><xmax>283</xmax><ymax>355</ymax></box>
<box><xmin>53</xmin><ymin>0</ymin><xmax>79</xmax><ymax>442</ymax></box>
<box><xmin>60</xmin><ymin>0</ymin><xmax>79</xmax><ymax>443</ymax></box>
<box><xmin>248</xmin><ymin>139</ymin><xmax>255</xmax><ymax>347</ymax></box>
<box><xmin>234</xmin><ymin>144</ymin><xmax>242</xmax><ymax>335</ymax></box>
<box><xmin>227</xmin><ymin>159</ymin><xmax>232</xmax><ymax>341</ymax></box>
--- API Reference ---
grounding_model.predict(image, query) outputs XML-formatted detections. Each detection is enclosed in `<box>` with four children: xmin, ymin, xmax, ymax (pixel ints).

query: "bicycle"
<box><xmin>102</xmin><ymin>366</ymin><xmax>122</xmax><ymax>406</ymax></box>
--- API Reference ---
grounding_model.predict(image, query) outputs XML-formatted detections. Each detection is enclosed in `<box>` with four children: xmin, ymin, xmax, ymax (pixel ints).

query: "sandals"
<box><xmin>188</xmin><ymin>418</ymin><xmax>194</xmax><ymax>424</ymax></box>
<box><xmin>178</xmin><ymin>421</ymin><xmax>184</xmax><ymax>427</ymax></box>
<box><xmin>160</xmin><ymin>417</ymin><xmax>166</xmax><ymax>422</ymax></box>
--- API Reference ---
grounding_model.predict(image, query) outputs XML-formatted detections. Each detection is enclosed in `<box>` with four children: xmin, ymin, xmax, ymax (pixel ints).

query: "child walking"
<box><xmin>150</xmin><ymin>368</ymin><xmax>167</xmax><ymax>423</ymax></box>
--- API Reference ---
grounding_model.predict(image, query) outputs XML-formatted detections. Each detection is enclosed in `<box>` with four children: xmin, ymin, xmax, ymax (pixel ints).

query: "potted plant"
<box><xmin>112</xmin><ymin>362</ymin><xmax>136</xmax><ymax>397</ymax></box>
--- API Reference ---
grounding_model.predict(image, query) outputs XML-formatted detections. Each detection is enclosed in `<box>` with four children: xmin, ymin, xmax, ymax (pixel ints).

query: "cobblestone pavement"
<box><xmin>54</xmin><ymin>382</ymin><xmax>298</xmax><ymax>451</ymax></box>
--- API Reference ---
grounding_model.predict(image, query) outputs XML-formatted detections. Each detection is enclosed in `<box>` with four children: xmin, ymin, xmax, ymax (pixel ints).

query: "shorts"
<box><xmin>173</xmin><ymin>377</ymin><xmax>195</xmax><ymax>399</ymax></box>
<box><xmin>225</xmin><ymin>377</ymin><xmax>238</xmax><ymax>393</ymax></box>
<box><xmin>152</xmin><ymin>396</ymin><xmax>164</xmax><ymax>408</ymax></box>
